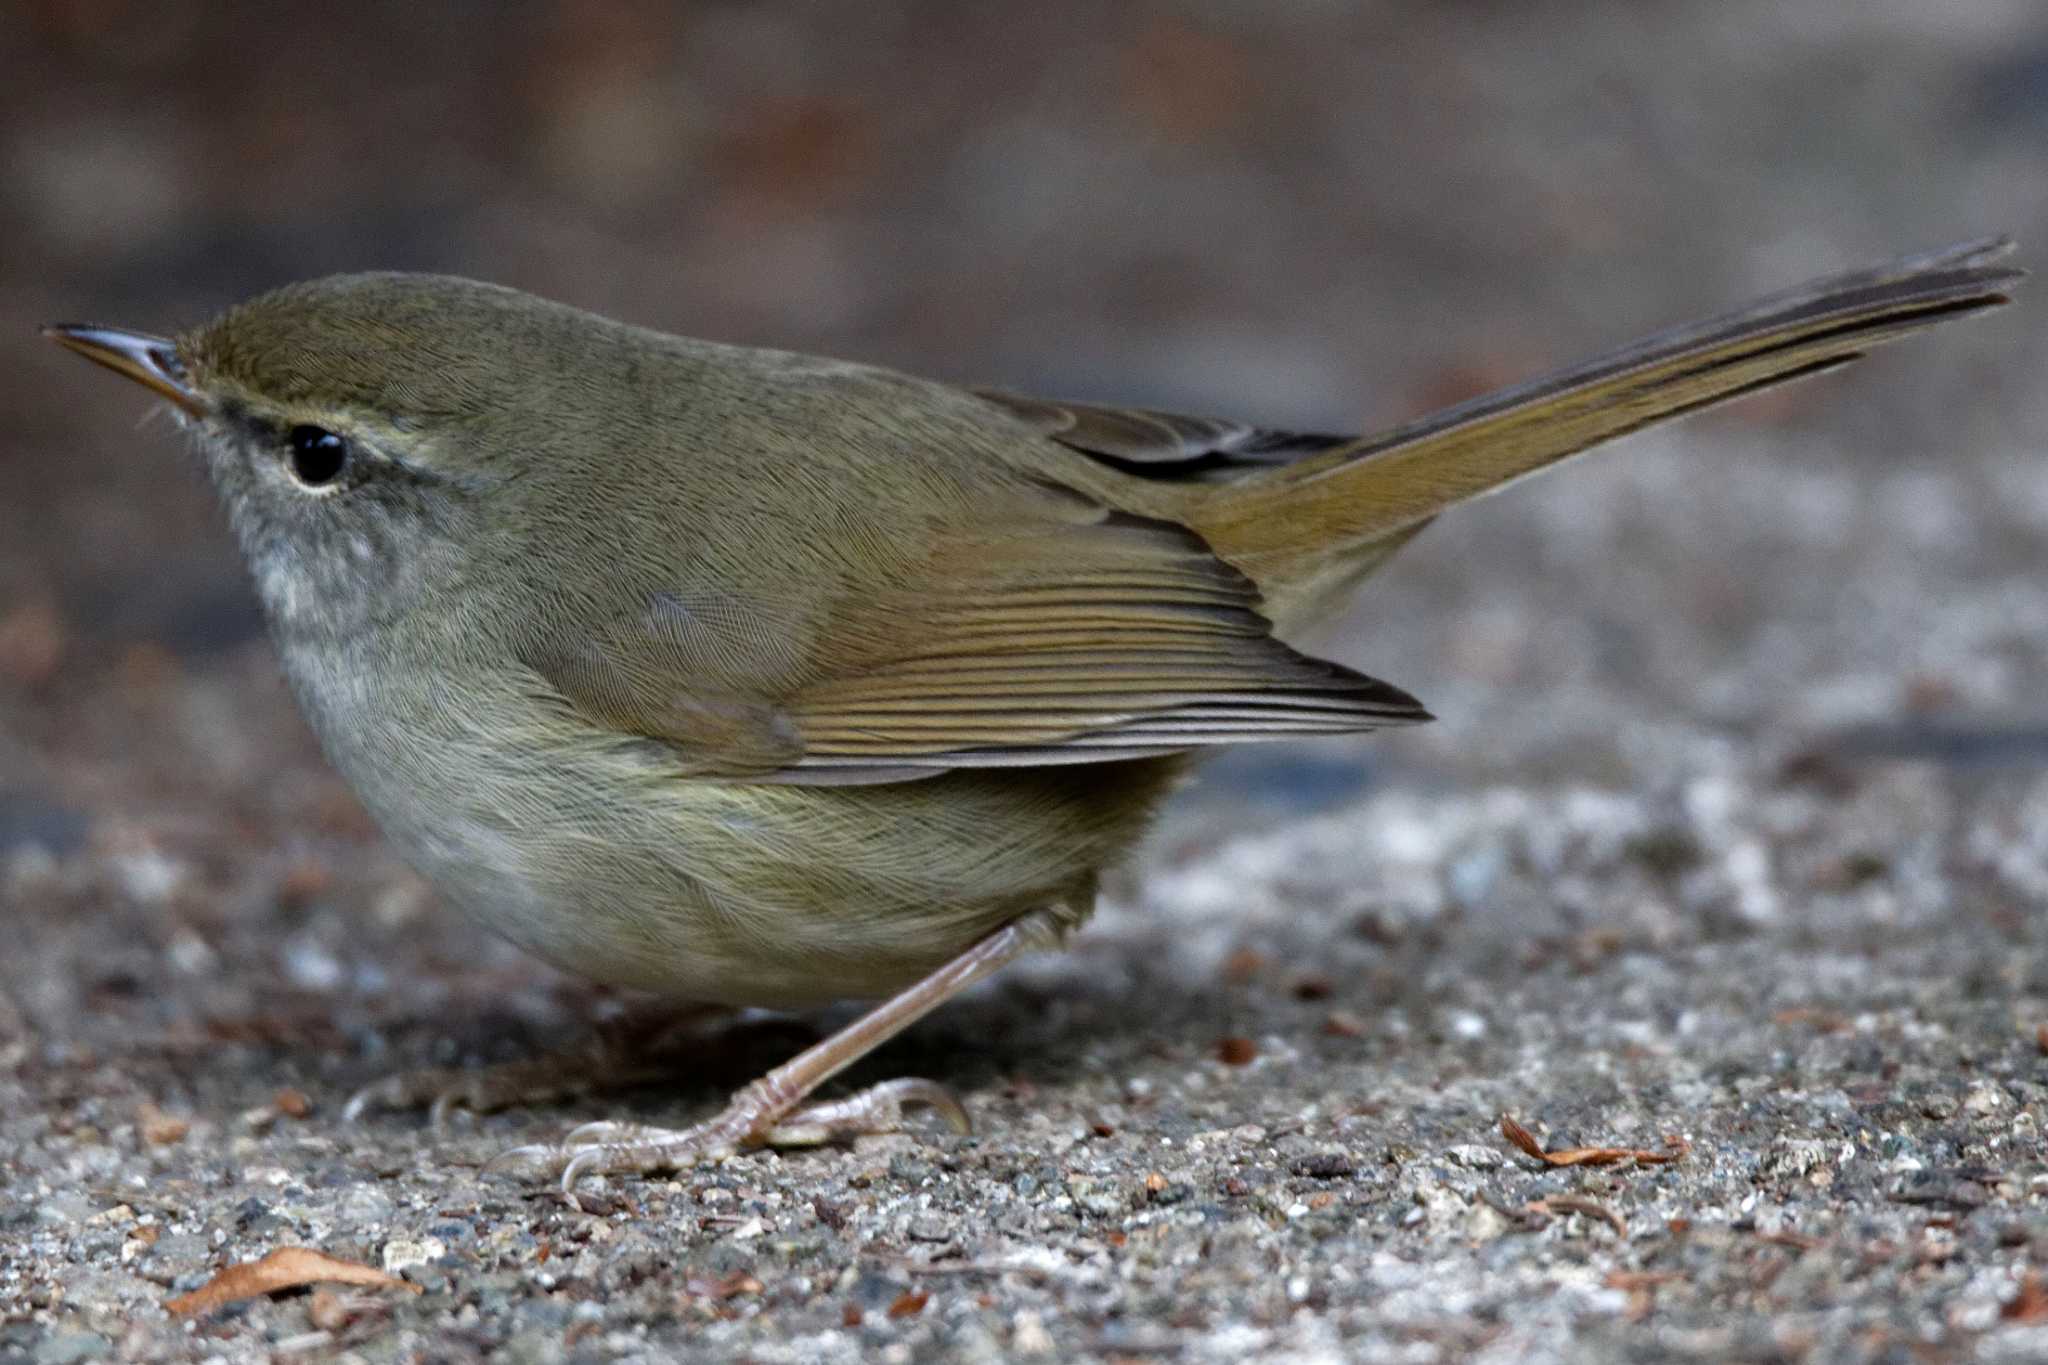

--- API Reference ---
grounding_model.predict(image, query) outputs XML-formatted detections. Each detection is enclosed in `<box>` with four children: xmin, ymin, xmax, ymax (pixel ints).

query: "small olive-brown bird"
<box><xmin>47</xmin><ymin>239</ymin><xmax>2019</xmax><ymax>1194</ymax></box>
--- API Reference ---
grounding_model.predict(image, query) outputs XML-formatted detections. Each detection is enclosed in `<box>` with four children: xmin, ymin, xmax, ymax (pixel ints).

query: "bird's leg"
<box><xmin>492</xmin><ymin>906</ymin><xmax>1069</xmax><ymax>1199</ymax></box>
<box><xmin>344</xmin><ymin>1002</ymin><xmax>732</xmax><ymax>1126</ymax></box>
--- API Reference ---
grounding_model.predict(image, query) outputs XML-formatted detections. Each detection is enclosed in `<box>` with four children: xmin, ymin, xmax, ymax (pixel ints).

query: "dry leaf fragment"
<box><xmin>2005</xmin><ymin>1270</ymin><xmax>2048</xmax><ymax>1322</ymax></box>
<box><xmin>1530</xmin><ymin>1194</ymin><xmax>1628</xmax><ymax>1238</ymax></box>
<box><xmin>684</xmin><ymin>1270</ymin><xmax>762</xmax><ymax>1300</ymax></box>
<box><xmin>1772</xmin><ymin>1007</ymin><xmax>1847</xmax><ymax>1033</ymax></box>
<box><xmin>1756</xmin><ymin>1228</ymin><xmax>1824</xmax><ymax>1251</ymax></box>
<box><xmin>1322</xmin><ymin>1010</ymin><xmax>1365</xmax><ymax>1038</ymax></box>
<box><xmin>165</xmin><ymin>1247</ymin><xmax>421</xmax><ymax>1316</ymax></box>
<box><xmin>1604</xmin><ymin>1270</ymin><xmax>1681</xmax><ymax>1291</ymax></box>
<box><xmin>137</xmin><ymin>1102</ymin><xmax>189</xmax><ymax>1146</ymax></box>
<box><xmin>1499</xmin><ymin>1114</ymin><xmax>1688</xmax><ymax>1168</ymax></box>
<box><xmin>888</xmin><ymin>1290</ymin><xmax>929</xmax><ymax>1318</ymax></box>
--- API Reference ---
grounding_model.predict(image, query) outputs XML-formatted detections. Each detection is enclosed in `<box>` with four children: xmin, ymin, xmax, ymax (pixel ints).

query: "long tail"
<box><xmin>1192</xmin><ymin>237</ymin><xmax>2021</xmax><ymax>622</ymax></box>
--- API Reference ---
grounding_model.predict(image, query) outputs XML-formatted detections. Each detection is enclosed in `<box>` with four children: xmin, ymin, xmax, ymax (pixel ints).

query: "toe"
<box><xmin>429</xmin><ymin>1088</ymin><xmax>476</xmax><ymax>1129</ymax></box>
<box><xmin>762</xmin><ymin>1076</ymin><xmax>972</xmax><ymax>1147</ymax></box>
<box><xmin>343</xmin><ymin>1071</ymin><xmax>432</xmax><ymax>1122</ymax></box>
<box><xmin>482</xmin><ymin>1140</ymin><xmax>571</xmax><ymax>1179</ymax></box>
<box><xmin>340</xmin><ymin>1080</ymin><xmax>392</xmax><ymax>1124</ymax></box>
<box><xmin>562</xmin><ymin>1118</ymin><xmax>652</xmax><ymax>1146</ymax></box>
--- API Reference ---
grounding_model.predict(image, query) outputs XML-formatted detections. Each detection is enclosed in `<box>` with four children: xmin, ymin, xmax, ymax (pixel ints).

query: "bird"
<box><xmin>44</xmin><ymin>237</ymin><xmax>2020</xmax><ymax>1196</ymax></box>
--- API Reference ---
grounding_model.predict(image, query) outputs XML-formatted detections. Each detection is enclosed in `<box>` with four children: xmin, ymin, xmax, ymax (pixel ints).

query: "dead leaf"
<box><xmin>165</xmin><ymin>1247</ymin><xmax>421</xmax><ymax>1316</ymax></box>
<box><xmin>137</xmin><ymin>1103</ymin><xmax>189</xmax><ymax>1146</ymax></box>
<box><xmin>888</xmin><ymin>1290</ymin><xmax>929</xmax><ymax>1319</ymax></box>
<box><xmin>683</xmin><ymin>1270</ymin><xmax>762</xmax><ymax>1301</ymax></box>
<box><xmin>1322</xmin><ymin>1010</ymin><xmax>1365</xmax><ymax>1038</ymax></box>
<box><xmin>1756</xmin><ymin>1228</ymin><xmax>1824</xmax><ymax>1251</ymax></box>
<box><xmin>1500</xmin><ymin>1114</ymin><xmax>1688</xmax><ymax>1168</ymax></box>
<box><xmin>2006</xmin><ymin>1270</ymin><xmax>2048</xmax><ymax>1322</ymax></box>
<box><xmin>1604</xmin><ymin>1270</ymin><xmax>1681</xmax><ymax>1291</ymax></box>
<box><xmin>1530</xmin><ymin>1194</ymin><xmax>1628</xmax><ymax>1238</ymax></box>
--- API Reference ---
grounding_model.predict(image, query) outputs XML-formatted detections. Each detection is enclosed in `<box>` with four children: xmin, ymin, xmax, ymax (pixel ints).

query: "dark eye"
<box><xmin>286</xmin><ymin>424</ymin><xmax>349</xmax><ymax>486</ymax></box>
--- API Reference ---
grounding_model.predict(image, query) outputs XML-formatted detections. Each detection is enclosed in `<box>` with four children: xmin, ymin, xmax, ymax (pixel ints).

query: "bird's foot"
<box><xmin>409</xmin><ymin>907</ymin><xmax>1055</xmax><ymax>1201</ymax></box>
<box><xmin>488</xmin><ymin>1076</ymin><xmax>969</xmax><ymax>1204</ymax></box>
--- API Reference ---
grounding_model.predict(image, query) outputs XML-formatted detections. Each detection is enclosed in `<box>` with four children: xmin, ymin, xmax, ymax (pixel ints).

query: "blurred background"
<box><xmin>1</xmin><ymin>1</ymin><xmax>2045</xmax><ymax>1016</ymax></box>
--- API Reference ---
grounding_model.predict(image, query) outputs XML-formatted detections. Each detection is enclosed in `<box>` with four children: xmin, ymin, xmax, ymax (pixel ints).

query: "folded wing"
<box><xmin>522</xmin><ymin>486</ymin><xmax>1426</xmax><ymax>784</ymax></box>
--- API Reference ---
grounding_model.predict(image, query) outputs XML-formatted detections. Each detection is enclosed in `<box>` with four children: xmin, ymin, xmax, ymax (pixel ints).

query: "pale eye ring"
<box><xmin>286</xmin><ymin>424</ymin><xmax>349</xmax><ymax>486</ymax></box>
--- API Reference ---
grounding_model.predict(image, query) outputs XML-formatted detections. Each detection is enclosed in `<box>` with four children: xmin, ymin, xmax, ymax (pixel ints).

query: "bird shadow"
<box><xmin>325</xmin><ymin>940</ymin><xmax>1269</xmax><ymax>1141</ymax></box>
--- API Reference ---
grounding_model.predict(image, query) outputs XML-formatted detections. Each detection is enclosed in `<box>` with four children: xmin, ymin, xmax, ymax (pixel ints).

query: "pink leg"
<box><xmin>491</xmin><ymin>907</ymin><xmax>1066</xmax><ymax>1199</ymax></box>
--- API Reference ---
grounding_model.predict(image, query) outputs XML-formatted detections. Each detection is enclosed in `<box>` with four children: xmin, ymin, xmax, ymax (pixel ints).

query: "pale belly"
<box><xmin>280</xmin><ymin>627</ymin><xmax>1182</xmax><ymax>1005</ymax></box>
<box><xmin>324</xmin><ymin>704</ymin><xmax>1179</xmax><ymax>1006</ymax></box>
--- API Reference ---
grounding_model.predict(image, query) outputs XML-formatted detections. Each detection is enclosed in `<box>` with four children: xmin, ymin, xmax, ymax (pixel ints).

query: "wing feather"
<box><xmin>975</xmin><ymin>388</ymin><xmax>1353</xmax><ymax>481</ymax></box>
<box><xmin>524</xmin><ymin>490</ymin><xmax>1427</xmax><ymax>781</ymax></box>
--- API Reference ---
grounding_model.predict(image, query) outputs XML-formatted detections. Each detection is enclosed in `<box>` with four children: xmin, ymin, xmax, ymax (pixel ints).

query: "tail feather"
<box><xmin>1193</xmin><ymin>238</ymin><xmax>2021</xmax><ymax>619</ymax></box>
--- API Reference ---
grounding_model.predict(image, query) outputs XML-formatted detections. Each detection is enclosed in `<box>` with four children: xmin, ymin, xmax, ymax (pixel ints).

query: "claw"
<box><xmin>559</xmin><ymin>1146</ymin><xmax>609</xmax><ymax>1199</ymax></box>
<box><xmin>482</xmin><ymin>1141</ymin><xmax>564</xmax><ymax>1178</ymax></box>
<box><xmin>341</xmin><ymin>1074</ymin><xmax>414</xmax><ymax>1123</ymax></box>
<box><xmin>428</xmin><ymin>1089</ymin><xmax>473</xmax><ymax>1129</ymax></box>
<box><xmin>501</xmin><ymin>1075</ymin><xmax>976</xmax><ymax>1199</ymax></box>
<box><xmin>561</xmin><ymin>1118</ymin><xmax>649</xmax><ymax>1146</ymax></box>
<box><xmin>554</xmin><ymin>1130</ymin><xmax>746</xmax><ymax>1196</ymax></box>
<box><xmin>762</xmin><ymin>1077</ymin><xmax>970</xmax><ymax>1146</ymax></box>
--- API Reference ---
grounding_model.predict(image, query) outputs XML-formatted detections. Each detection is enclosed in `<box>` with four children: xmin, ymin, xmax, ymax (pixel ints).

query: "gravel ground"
<box><xmin>5</xmin><ymin>4</ymin><xmax>2048</xmax><ymax>1361</ymax></box>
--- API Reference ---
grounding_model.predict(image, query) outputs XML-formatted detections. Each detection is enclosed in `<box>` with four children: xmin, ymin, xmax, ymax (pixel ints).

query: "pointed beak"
<box><xmin>41</xmin><ymin>323</ymin><xmax>204</xmax><ymax>418</ymax></box>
